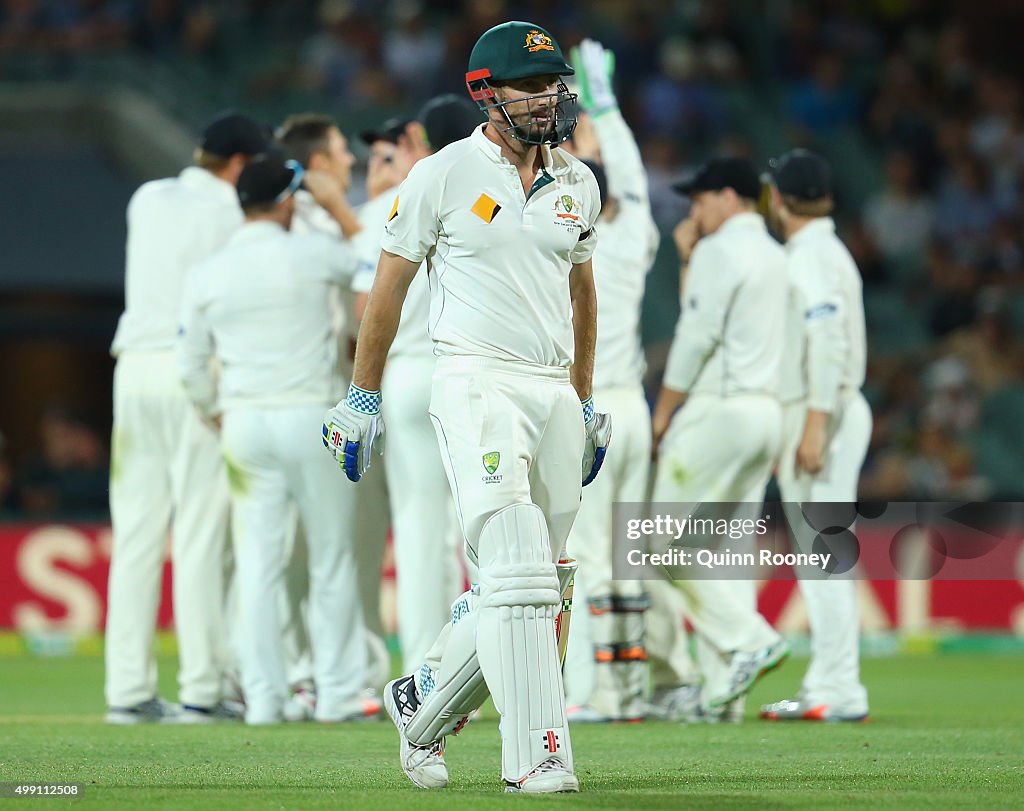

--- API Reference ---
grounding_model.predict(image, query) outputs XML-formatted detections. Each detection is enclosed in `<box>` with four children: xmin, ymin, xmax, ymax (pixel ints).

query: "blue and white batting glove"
<box><xmin>582</xmin><ymin>396</ymin><xmax>612</xmax><ymax>486</ymax></box>
<box><xmin>323</xmin><ymin>384</ymin><xmax>385</xmax><ymax>482</ymax></box>
<box><xmin>570</xmin><ymin>38</ymin><xmax>617</xmax><ymax>115</ymax></box>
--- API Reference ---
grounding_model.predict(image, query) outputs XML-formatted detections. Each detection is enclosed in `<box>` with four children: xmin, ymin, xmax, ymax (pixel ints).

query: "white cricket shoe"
<box><xmin>707</xmin><ymin>638</ymin><xmax>790</xmax><ymax>708</ymax></box>
<box><xmin>383</xmin><ymin>675</ymin><xmax>448</xmax><ymax>789</ymax></box>
<box><xmin>760</xmin><ymin>696</ymin><xmax>869</xmax><ymax>722</ymax></box>
<box><xmin>284</xmin><ymin>686</ymin><xmax>317</xmax><ymax>722</ymax></box>
<box><xmin>105</xmin><ymin>697</ymin><xmax>176</xmax><ymax>725</ymax></box>
<box><xmin>317</xmin><ymin>691</ymin><xmax>383</xmax><ymax>723</ymax></box>
<box><xmin>646</xmin><ymin>684</ymin><xmax>702</xmax><ymax>723</ymax></box>
<box><xmin>505</xmin><ymin>759</ymin><xmax>579</xmax><ymax>794</ymax></box>
<box><xmin>162</xmin><ymin>700</ymin><xmax>244</xmax><ymax>724</ymax></box>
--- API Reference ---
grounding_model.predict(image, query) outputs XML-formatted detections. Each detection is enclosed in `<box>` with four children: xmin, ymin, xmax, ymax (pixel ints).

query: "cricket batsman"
<box><xmin>323</xmin><ymin>20</ymin><xmax>611</xmax><ymax>793</ymax></box>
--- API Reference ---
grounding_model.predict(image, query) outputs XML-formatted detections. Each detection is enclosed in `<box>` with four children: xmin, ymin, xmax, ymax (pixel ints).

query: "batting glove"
<box><xmin>323</xmin><ymin>384</ymin><xmax>385</xmax><ymax>482</ymax></box>
<box><xmin>570</xmin><ymin>38</ymin><xmax>617</xmax><ymax>115</ymax></box>
<box><xmin>581</xmin><ymin>396</ymin><xmax>612</xmax><ymax>486</ymax></box>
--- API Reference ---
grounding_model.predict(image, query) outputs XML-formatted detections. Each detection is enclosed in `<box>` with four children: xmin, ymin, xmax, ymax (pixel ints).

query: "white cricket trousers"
<box><xmin>429</xmin><ymin>357</ymin><xmax>584</xmax><ymax>561</ymax></box>
<box><xmin>776</xmin><ymin>391</ymin><xmax>872</xmax><ymax>711</ymax></box>
<box><xmin>564</xmin><ymin>385</ymin><xmax>651</xmax><ymax>717</ymax></box>
<box><xmin>383</xmin><ymin>355</ymin><xmax>463</xmax><ymax>672</ymax></box>
<box><xmin>651</xmin><ymin>393</ymin><xmax>782</xmax><ymax>698</ymax></box>
<box><xmin>106</xmin><ymin>350</ymin><xmax>231</xmax><ymax>709</ymax></box>
<box><xmin>221</xmin><ymin>404</ymin><xmax>367</xmax><ymax>721</ymax></box>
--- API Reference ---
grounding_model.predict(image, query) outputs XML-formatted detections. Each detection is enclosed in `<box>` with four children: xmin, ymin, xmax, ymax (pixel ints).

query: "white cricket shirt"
<box><xmin>778</xmin><ymin>217</ymin><xmax>867</xmax><ymax>409</ymax></box>
<box><xmin>379</xmin><ymin>124</ymin><xmax>601</xmax><ymax>367</ymax></box>
<box><xmin>111</xmin><ymin>166</ymin><xmax>242</xmax><ymax>354</ymax></box>
<box><xmin>664</xmin><ymin>212</ymin><xmax>787</xmax><ymax>397</ymax></box>
<box><xmin>178</xmin><ymin>220</ymin><xmax>359</xmax><ymax>415</ymax></box>
<box><xmin>590</xmin><ymin>110</ymin><xmax>659</xmax><ymax>390</ymax></box>
<box><xmin>351</xmin><ymin>186</ymin><xmax>433</xmax><ymax>360</ymax></box>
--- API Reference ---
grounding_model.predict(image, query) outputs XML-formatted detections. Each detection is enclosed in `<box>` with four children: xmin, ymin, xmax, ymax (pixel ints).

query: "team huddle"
<box><xmin>104</xmin><ymin>19</ymin><xmax>870</xmax><ymax>795</ymax></box>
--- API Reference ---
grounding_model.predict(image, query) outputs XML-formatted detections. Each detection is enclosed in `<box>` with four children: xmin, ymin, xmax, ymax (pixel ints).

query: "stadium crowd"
<box><xmin>1</xmin><ymin>0</ymin><xmax>1022</xmax><ymax>511</ymax></box>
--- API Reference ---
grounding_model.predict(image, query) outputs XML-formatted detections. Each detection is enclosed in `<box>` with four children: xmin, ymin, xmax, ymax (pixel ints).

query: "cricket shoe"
<box><xmin>284</xmin><ymin>686</ymin><xmax>317</xmax><ymax>722</ymax></box>
<box><xmin>383</xmin><ymin>675</ymin><xmax>448</xmax><ymax>789</ymax></box>
<box><xmin>505</xmin><ymin>759</ymin><xmax>579</xmax><ymax>794</ymax></box>
<box><xmin>760</xmin><ymin>697</ymin><xmax>869</xmax><ymax>722</ymax></box>
<box><xmin>163</xmin><ymin>700</ymin><xmax>244</xmax><ymax>724</ymax></box>
<box><xmin>702</xmin><ymin>695</ymin><xmax>745</xmax><ymax>724</ymax></box>
<box><xmin>646</xmin><ymin>684</ymin><xmax>702</xmax><ymax>723</ymax></box>
<box><xmin>317</xmin><ymin>691</ymin><xmax>383</xmax><ymax>723</ymax></box>
<box><xmin>707</xmin><ymin>638</ymin><xmax>790</xmax><ymax>708</ymax></box>
<box><xmin>105</xmin><ymin>696</ymin><xmax>176</xmax><ymax>725</ymax></box>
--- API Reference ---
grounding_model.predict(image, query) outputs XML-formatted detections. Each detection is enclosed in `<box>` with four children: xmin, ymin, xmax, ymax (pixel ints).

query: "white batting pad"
<box><xmin>476</xmin><ymin>503</ymin><xmax>572</xmax><ymax>782</ymax></box>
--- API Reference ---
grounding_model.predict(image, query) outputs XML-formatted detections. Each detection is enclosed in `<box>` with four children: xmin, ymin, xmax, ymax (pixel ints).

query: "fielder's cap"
<box><xmin>673</xmin><ymin>156</ymin><xmax>761</xmax><ymax>200</ymax></box>
<box><xmin>767</xmin><ymin>148</ymin><xmax>832</xmax><ymax>200</ymax></box>
<box><xmin>237</xmin><ymin>154</ymin><xmax>304</xmax><ymax>207</ymax></box>
<box><xmin>417</xmin><ymin>94</ymin><xmax>485</xmax><ymax>150</ymax></box>
<box><xmin>359</xmin><ymin>117</ymin><xmax>413</xmax><ymax>146</ymax></box>
<box><xmin>467</xmin><ymin>20</ymin><xmax>574</xmax><ymax>82</ymax></box>
<box><xmin>199</xmin><ymin>111</ymin><xmax>272</xmax><ymax>158</ymax></box>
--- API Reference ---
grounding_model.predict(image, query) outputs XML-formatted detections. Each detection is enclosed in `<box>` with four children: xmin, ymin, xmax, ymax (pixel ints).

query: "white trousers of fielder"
<box><xmin>775</xmin><ymin>391</ymin><xmax>871</xmax><ymax>713</ymax></box>
<box><xmin>650</xmin><ymin>392</ymin><xmax>783</xmax><ymax>705</ymax></box>
<box><xmin>105</xmin><ymin>350</ymin><xmax>232</xmax><ymax>710</ymax></box>
<box><xmin>221</xmin><ymin>404</ymin><xmax>367</xmax><ymax>722</ymax></box>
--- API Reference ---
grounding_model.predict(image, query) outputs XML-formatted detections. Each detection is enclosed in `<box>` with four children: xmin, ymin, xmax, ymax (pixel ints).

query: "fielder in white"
<box><xmin>559</xmin><ymin>39</ymin><xmax>659</xmax><ymax>723</ymax></box>
<box><xmin>323</xmin><ymin>21</ymin><xmax>610</xmax><ymax>794</ymax></box>
<box><xmin>274</xmin><ymin>113</ymin><xmax>387</xmax><ymax>721</ymax></box>
<box><xmin>761</xmin><ymin>149</ymin><xmax>871</xmax><ymax>722</ymax></box>
<box><xmin>179</xmin><ymin>155</ymin><xmax>369</xmax><ymax>725</ymax></box>
<box><xmin>351</xmin><ymin>97</ymin><xmax>484</xmax><ymax>674</ymax></box>
<box><xmin>651</xmin><ymin>157</ymin><xmax>790</xmax><ymax>716</ymax></box>
<box><xmin>104</xmin><ymin>112</ymin><xmax>269</xmax><ymax>724</ymax></box>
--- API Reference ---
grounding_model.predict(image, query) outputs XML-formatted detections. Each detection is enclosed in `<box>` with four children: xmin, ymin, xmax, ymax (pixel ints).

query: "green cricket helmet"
<box><xmin>465</xmin><ymin>21</ymin><xmax>578</xmax><ymax>146</ymax></box>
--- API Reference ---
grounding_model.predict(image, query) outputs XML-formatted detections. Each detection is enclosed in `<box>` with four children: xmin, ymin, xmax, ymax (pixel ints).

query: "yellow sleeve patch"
<box><xmin>387</xmin><ymin>196</ymin><xmax>399</xmax><ymax>222</ymax></box>
<box><xmin>470</xmin><ymin>193</ymin><xmax>501</xmax><ymax>223</ymax></box>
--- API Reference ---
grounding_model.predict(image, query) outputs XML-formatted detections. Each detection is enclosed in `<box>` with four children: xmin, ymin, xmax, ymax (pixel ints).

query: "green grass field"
<box><xmin>1</xmin><ymin>654</ymin><xmax>1022</xmax><ymax>809</ymax></box>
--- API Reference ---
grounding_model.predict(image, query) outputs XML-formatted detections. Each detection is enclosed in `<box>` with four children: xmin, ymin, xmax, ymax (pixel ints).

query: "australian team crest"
<box><xmin>560</xmin><ymin>194</ymin><xmax>575</xmax><ymax>213</ymax></box>
<box><xmin>483</xmin><ymin>451</ymin><xmax>500</xmax><ymax>475</ymax></box>
<box><xmin>524</xmin><ymin>29</ymin><xmax>555</xmax><ymax>53</ymax></box>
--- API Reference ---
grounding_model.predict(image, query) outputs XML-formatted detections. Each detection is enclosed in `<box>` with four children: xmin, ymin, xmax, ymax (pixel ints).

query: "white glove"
<box><xmin>323</xmin><ymin>384</ymin><xmax>385</xmax><ymax>482</ymax></box>
<box><xmin>581</xmin><ymin>396</ymin><xmax>612</xmax><ymax>486</ymax></box>
<box><xmin>570</xmin><ymin>38</ymin><xmax>617</xmax><ymax>114</ymax></box>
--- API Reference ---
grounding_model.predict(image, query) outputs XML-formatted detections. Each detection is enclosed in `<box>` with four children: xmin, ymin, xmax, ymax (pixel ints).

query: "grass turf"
<box><xmin>0</xmin><ymin>654</ymin><xmax>1022</xmax><ymax>809</ymax></box>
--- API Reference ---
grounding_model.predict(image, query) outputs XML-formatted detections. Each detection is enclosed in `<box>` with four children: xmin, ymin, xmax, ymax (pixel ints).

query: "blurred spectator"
<box><xmin>943</xmin><ymin>288</ymin><xmax>1023</xmax><ymax>394</ymax></box>
<box><xmin>15</xmin><ymin>406</ymin><xmax>109</xmax><ymax>517</ymax></box>
<box><xmin>382</xmin><ymin>1</ymin><xmax>444</xmax><ymax>100</ymax></box>
<box><xmin>0</xmin><ymin>432</ymin><xmax>16</xmax><ymax>515</ymax></box>
<box><xmin>787</xmin><ymin>53</ymin><xmax>858</xmax><ymax>135</ymax></box>
<box><xmin>922</xmin><ymin>356</ymin><xmax>979</xmax><ymax>434</ymax></box>
<box><xmin>862</xmin><ymin>149</ymin><xmax>934</xmax><ymax>276</ymax></box>
<box><xmin>932</xmin><ymin>153</ymin><xmax>1010</xmax><ymax>256</ymax></box>
<box><xmin>926</xmin><ymin>241</ymin><xmax>978</xmax><ymax>338</ymax></box>
<box><xmin>905</xmin><ymin>422</ymin><xmax>989</xmax><ymax>500</ymax></box>
<box><xmin>639</xmin><ymin>37</ymin><xmax>726</xmax><ymax>142</ymax></box>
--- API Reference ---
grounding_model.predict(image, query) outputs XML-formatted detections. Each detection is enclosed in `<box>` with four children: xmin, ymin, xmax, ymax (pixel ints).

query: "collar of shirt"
<box><xmin>227</xmin><ymin>219</ymin><xmax>287</xmax><ymax>245</ymax></box>
<box><xmin>179</xmin><ymin>165</ymin><xmax>238</xmax><ymax>204</ymax></box>
<box><xmin>716</xmin><ymin>210</ymin><xmax>767</xmax><ymax>237</ymax></box>
<box><xmin>470</xmin><ymin>123</ymin><xmax>559</xmax><ymax>176</ymax></box>
<box><xmin>787</xmin><ymin>216</ymin><xmax>836</xmax><ymax>251</ymax></box>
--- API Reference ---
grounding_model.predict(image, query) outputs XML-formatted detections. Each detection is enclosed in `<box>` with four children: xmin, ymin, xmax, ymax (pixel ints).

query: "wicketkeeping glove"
<box><xmin>581</xmin><ymin>396</ymin><xmax>612</xmax><ymax>486</ymax></box>
<box><xmin>323</xmin><ymin>384</ymin><xmax>385</xmax><ymax>482</ymax></box>
<box><xmin>570</xmin><ymin>38</ymin><xmax>617</xmax><ymax>115</ymax></box>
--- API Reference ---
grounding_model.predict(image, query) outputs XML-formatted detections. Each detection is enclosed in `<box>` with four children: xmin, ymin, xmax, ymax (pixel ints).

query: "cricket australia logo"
<box><xmin>524</xmin><ymin>30</ymin><xmax>555</xmax><ymax>53</ymax></box>
<box><xmin>482</xmin><ymin>451</ymin><xmax>502</xmax><ymax>484</ymax></box>
<box><xmin>553</xmin><ymin>194</ymin><xmax>582</xmax><ymax>233</ymax></box>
